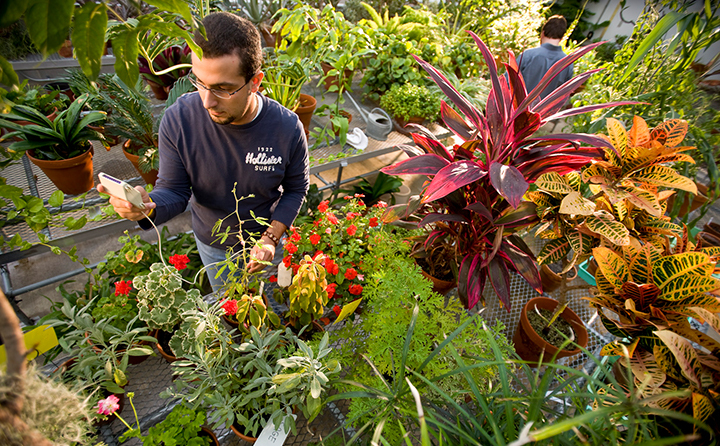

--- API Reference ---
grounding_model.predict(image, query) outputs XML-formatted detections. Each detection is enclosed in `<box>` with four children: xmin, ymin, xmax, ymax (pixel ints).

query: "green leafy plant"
<box><xmin>336</xmin><ymin>171</ymin><xmax>403</xmax><ymax>206</ymax></box>
<box><xmin>379</xmin><ymin>82</ymin><xmax>440</xmax><ymax>122</ymax></box>
<box><xmin>120</xmin><ymin>401</ymin><xmax>211</xmax><ymax>445</ymax></box>
<box><xmin>0</xmin><ymin>80</ymin><xmax>68</xmax><ymax>115</ymax></box>
<box><xmin>262</xmin><ymin>53</ymin><xmax>309</xmax><ymax>111</ymax></box>
<box><xmin>279</xmin><ymin>254</ymin><xmax>329</xmax><ymax>329</ymax></box>
<box><xmin>133</xmin><ymin>263</ymin><xmax>202</xmax><ymax>333</ymax></box>
<box><xmin>219</xmin><ymin>282</ymin><xmax>281</xmax><ymax>338</ymax></box>
<box><xmin>0</xmin><ymin>93</ymin><xmax>105</xmax><ymax>160</ymax></box>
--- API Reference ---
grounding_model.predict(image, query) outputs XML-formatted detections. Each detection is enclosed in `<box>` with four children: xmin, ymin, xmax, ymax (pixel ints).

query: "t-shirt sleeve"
<box><xmin>138</xmin><ymin>108</ymin><xmax>192</xmax><ymax>230</ymax></box>
<box><xmin>270</xmin><ymin>126</ymin><xmax>309</xmax><ymax>229</ymax></box>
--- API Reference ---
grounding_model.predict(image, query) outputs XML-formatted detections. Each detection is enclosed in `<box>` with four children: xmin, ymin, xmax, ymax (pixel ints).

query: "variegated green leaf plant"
<box><xmin>586</xmin><ymin>235</ymin><xmax>720</xmax><ymax>426</ymax></box>
<box><xmin>528</xmin><ymin>116</ymin><xmax>696</xmax><ymax>272</ymax></box>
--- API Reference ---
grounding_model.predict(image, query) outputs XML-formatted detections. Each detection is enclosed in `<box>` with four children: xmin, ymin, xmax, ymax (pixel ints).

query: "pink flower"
<box><xmin>349</xmin><ymin>284</ymin><xmax>363</xmax><ymax>295</ymax></box>
<box><xmin>310</xmin><ymin>233</ymin><xmax>321</xmax><ymax>245</ymax></box>
<box><xmin>369</xmin><ymin>217</ymin><xmax>379</xmax><ymax>227</ymax></box>
<box><xmin>327</xmin><ymin>213</ymin><xmax>339</xmax><ymax>225</ymax></box>
<box><xmin>332</xmin><ymin>304</ymin><xmax>341</xmax><ymax>317</ymax></box>
<box><xmin>169</xmin><ymin>254</ymin><xmax>190</xmax><ymax>270</ymax></box>
<box><xmin>325</xmin><ymin>228</ymin><xmax>332</xmax><ymax>234</ymax></box>
<box><xmin>114</xmin><ymin>280</ymin><xmax>132</xmax><ymax>297</ymax></box>
<box><xmin>344</xmin><ymin>268</ymin><xmax>358</xmax><ymax>280</ymax></box>
<box><xmin>318</xmin><ymin>200</ymin><xmax>329</xmax><ymax>213</ymax></box>
<box><xmin>97</xmin><ymin>395</ymin><xmax>120</xmax><ymax>415</ymax></box>
<box><xmin>346</xmin><ymin>224</ymin><xmax>357</xmax><ymax>236</ymax></box>
<box><xmin>374</xmin><ymin>201</ymin><xmax>387</xmax><ymax>208</ymax></box>
<box><xmin>222</xmin><ymin>299</ymin><xmax>238</xmax><ymax>316</ymax></box>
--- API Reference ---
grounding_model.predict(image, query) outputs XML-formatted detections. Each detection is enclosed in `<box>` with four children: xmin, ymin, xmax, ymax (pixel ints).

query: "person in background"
<box><xmin>98</xmin><ymin>12</ymin><xmax>309</xmax><ymax>292</ymax></box>
<box><xmin>518</xmin><ymin>15</ymin><xmax>573</xmax><ymax>99</ymax></box>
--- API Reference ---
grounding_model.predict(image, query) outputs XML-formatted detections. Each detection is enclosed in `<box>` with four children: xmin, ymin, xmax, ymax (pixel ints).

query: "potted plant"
<box><xmin>0</xmin><ymin>93</ymin><xmax>105</xmax><ymax>194</ymax></box>
<box><xmin>219</xmin><ymin>281</ymin><xmax>282</xmax><ymax>337</ymax></box>
<box><xmin>164</xmin><ymin>325</ymin><xmax>340</xmax><ymax>441</ymax></box>
<box><xmin>0</xmin><ymin>80</ymin><xmax>69</xmax><ymax>116</ymax></box>
<box><xmin>526</xmin><ymin>116</ymin><xmax>696</xmax><ymax>290</ymax></box>
<box><xmin>588</xmin><ymin>238</ymin><xmax>720</xmax><ymax>425</ymax></box>
<box><xmin>133</xmin><ymin>262</ymin><xmax>203</xmax><ymax>362</ymax></box>
<box><xmin>262</xmin><ymin>53</ymin><xmax>315</xmax><ymax>137</ymax></box>
<box><xmin>380</xmin><ymin>33</ymin><xmax>636</xmax><ymax>311</ymax></box>
<box><xmin>138</xmin><ymin>44</ymin><xmax>192</xmax><ymax>100</ymax></box>
<box><xmin>99</xmin><ymin>396</ymin><xmax>220</xmax><ymax>446</ymax></box>
<box><xmin>275</xmin><ymin>253</ymin><xmax>329</xmax><ymax>335</ymax></box>
<box><xmin>379</xmin><ymin>82</ymin><xmax>440</xmax><ymax>128</ymax></box>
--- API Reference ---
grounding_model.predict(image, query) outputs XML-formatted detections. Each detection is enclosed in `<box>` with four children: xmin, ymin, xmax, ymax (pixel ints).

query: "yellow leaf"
<box><xmin>628</xmin><ymin>115</ymin><xmax>650</xmax><ymax>147</ymax></box>
<box><xmin>559</xmin><ymin>191</ymin><xmax>595</xmax><ymax>215</ymax></box>
<box><xmin>125</xmin><ymin>249</ymin><xmax>144</xmax><ymax>263</ymax></box>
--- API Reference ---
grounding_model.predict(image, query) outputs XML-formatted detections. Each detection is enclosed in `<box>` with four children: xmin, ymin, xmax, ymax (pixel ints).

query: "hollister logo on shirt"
<box><xmin>246</xmin><ymin>147</ymin><xmax>282</xmax><ymax>171</ymax></box>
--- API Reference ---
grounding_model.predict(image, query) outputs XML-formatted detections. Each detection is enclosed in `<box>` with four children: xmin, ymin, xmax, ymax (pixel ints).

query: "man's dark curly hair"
<box><xmin>542</xmin><ymin>15</ymin><xmax>568</xmax><ymax>40</ymax></box>
<box><xmin>193</xmin><ymin>12</ymin><xmax>262</xmax><ymax>82</ymax></box>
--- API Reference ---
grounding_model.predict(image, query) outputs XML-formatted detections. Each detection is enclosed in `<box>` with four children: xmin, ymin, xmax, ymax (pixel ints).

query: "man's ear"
<box><xmin>251</xmin><ymin>72</ymin><xmax>264</xmax><ymax>93</ymax></box>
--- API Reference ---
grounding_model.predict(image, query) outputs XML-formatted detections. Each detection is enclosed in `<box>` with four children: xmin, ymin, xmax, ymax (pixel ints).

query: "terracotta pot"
<box><xmin>27</xmin><ymin>147</ymin><xmax>94</xmax><ymax>195</ymax></box>
<box><xmin>330</xmin><ymin>109</ymin><xmax>353</xmax><ymax>134</ymax></box>
<box><xmin>395</xmin><ymin>116</ymin><xmax>425</xmax><ymax>129</ymax></box>
<box><xmin>320</xmin><ymin>62</ymin><xmax>353</xmax><ymax>90</ymax></box>
<box><xmin>230</xmin><ymin>421</ymin><xmax>258</xmax><ymax>444</ymax></box>
<box><xmin>513</xmin><ymin>297</ymin><xmax>588</xmax><ymax>365</ymax></box>
<box><xmin>539</xmin><ymin>265</ymin><xmax>577</xmax><ymax>293</ymax></box>
<box><xmin>58</xmin><ymin>39</ymin><xmax>73</xmax><ymax>58</ymax></box>
<box><xmin>200</xmin><ymin>426</ymin><xmax>220</xmax><ymax>446</ymax></box>
<box><xmin>258</xmin><ymin>22</ymin><xmax>282</xmax><ymax>48</ymax></box>
<box><xmin>122</xmin><ymin>141</ymin><xmax>158</xmax><ymax>186</ymax></box>
<box><xmin>155</xmin><ymin>329</ymin><xmax>179</xmax><ymax>363</ymax></box>
<box><xmin>294</xmin><ymin>93</ymin><xmax>317</xmax><ymax>139</ymax></box>
<box><xmin>420</xmin><ymin>269</ymin><xmax>455</xmax><ymax>295</ymax></box>
<box><xmin>145</xmin><ymin>79</ymin><xmax>169</xmax><ymax>100</ymax></box>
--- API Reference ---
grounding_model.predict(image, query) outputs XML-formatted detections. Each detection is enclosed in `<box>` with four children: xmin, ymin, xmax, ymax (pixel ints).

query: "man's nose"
<box><xmin>199</xmin><ymin>88</ymin><xmax>218</xmax><ymax>109</ymax></box>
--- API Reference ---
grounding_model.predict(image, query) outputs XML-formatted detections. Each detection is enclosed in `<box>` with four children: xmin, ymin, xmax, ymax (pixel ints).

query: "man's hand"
<box><xmin>247</xmin><ymin>239</ymin><xmax>275</xmax><ymax>273</ymax></box>
<box><xmin>97</xmin><ymin>184</ymin><xmax>155</xmax><ymax>221</ymax></box>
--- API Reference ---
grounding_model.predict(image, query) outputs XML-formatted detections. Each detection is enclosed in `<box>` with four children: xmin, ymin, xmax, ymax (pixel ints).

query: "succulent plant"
<box><xmin>133</xmin><ymin>263</ymin><xmax>201</xmax><ymax>332</ymax></box>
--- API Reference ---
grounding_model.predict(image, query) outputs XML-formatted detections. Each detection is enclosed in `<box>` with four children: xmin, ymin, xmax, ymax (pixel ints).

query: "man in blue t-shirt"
<box><xmin>98</xmin><ymin>12</ymin><xmax>309</xmax><ymax>291</ymax></box>
<box><xmin>518</xmin><ymin>15</ymin><xmax>573</xmax><ymax>99</ymax></box>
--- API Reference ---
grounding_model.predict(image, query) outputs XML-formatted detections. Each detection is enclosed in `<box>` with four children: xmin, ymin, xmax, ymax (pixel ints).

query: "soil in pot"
<box><xmin>416</xmin><ymin>257</ymin><xmax>455</xmax><ymax>295</ymax></box>
<box><xmin>527</xmin><ymin>308</ymin><xmax>576</xmax><ymax>350</ymax></box>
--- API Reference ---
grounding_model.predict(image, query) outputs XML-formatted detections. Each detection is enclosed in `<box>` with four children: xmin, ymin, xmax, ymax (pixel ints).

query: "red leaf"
<box><xmin>441</xmin><ymin>101</ymin><xmax>474</xmax><ymax>142</ymax></box>
<box><xmin>422</xmin><ymin>160</ymin><xmax>487</xmax><ymax>203</ymax></box>
<box><xmin>467</xmin><ymin>31</ymin><xmax>506</xmax><ymax>123</ymax></box>
<box><xmin>488</xmin><ymin>255</ymin><xmax>511</xmax><ymax>311</ymax></box>
<box><xmin>501</xmin><ymin>241</ymin><xmax>542</xmax><ymax>294</ymax></box>
<box><xmin>489</xmin><ymin>162</ymin><xmax>528</xmax><ymax>209</ymax></box>
<box><xmin>419</xmin><ymin>213</ymin><xmax>468</xmax><ymax>227</ymax></box>
<box><xmin>532</xmin><ymin>69</ymin><xmax>603</xmax><ymax>117</ymax></box>
<box><xmin>458</xmin><ymin>253</ymin><xmax>486</xmax><ymax>309</ymax></box>
<box><xmin>465</xmin><ymin>201</ymin><xmax>493</xmax><ymax>222</ymax></box>
<box><xmin>381</xmin><ymin>153</ymin><xmax>450</xmax><ymax>176</ymax></box>
<box><xmin>412</xmin><ymin>133</ymin><xmax>452</xmax><ymax>161</ymax></box>
<box><xmin>544</xmin><ymin>101</ymin><xmax>646</xmax><ymax>123</ymax></box>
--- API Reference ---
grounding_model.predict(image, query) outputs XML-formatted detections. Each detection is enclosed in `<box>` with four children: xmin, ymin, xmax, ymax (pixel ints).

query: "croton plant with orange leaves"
<box><xmin>528</xmin><ymin>116</ymin><xmax>696</xmax><ymax>271</ymax></box>
<box><xmin>586</xmin><ymin>233</ymin><xmax>720</xmax><ymax>427</ymax></box>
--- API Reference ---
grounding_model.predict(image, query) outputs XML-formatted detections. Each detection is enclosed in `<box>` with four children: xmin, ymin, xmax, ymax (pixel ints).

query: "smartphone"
<box><xmin>98</xmin><ymin>172</ymin><xmax>146</xmax><ymax>209</ymax></box>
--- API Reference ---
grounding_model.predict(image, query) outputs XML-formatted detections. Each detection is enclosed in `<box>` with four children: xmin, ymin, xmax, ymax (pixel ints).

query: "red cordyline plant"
<box><xmin>381</xmin><ymin>33</ymin><xmax>638</xmax><ymax>311</ymax></box>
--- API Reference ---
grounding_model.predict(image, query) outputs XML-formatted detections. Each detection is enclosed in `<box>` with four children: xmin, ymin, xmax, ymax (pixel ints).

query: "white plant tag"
<box><xmin>277</xmin><ymin>261</ymin><xmax>292</xmax><ymax>287</ymax></box>
<box><xmin>255</xmin><ymin>414</ymin><xmax>296</xmax><ymax>446</ymax></box>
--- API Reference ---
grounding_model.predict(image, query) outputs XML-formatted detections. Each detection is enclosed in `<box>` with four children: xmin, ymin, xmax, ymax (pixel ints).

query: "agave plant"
<box><xmin>381</xmin><ymin>32</ymin><xmax>636</xmax><ymax>310</ymax></box>
<box><xmin>527</xmin><ymin>116</ymin><xmax>696</xmax><ymax>271</ymax></box>
<box><xmin>587</xmin><ymin>236</ymin><xmax>720</xmax><ymax>426</ymax></box>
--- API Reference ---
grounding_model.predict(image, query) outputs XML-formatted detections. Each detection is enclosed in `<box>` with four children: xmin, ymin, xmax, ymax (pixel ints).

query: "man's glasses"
<box><xmin>188</xmin><ymin>71</ymin><xmax>256</xmax><ymax>99</ymax></box>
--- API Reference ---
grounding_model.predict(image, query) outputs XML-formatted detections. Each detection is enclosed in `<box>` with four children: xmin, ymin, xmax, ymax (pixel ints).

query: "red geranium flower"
<box><xmin>327</xmin><ymin>213</ymin><xmax>339</xmax><ymax>225</ymax></box>
<box><xmin>344</xmin><ymin>268</ymin><xmax>358</xmax><ymax>280</ymax></box>
<box><xmin>374</xmin><ymin>201</ymin><xmax>387</xmax><ymax>208</ymax></box>
<box><xmin>318</xmin><ymin>200</ymin><xmax>329</xmax><ymax>213</ymax></box>
<box><xmin>310</xmin><ymin>233</ymin><xmax>321</xmax><ymax>245</ymax></box>
<box><xmin>283</xmin><ymin>255</ymin><xmax>292</xmax><ymax>268</ymax></box>
<box><xmin>369</xmin><ymin>217</ymin><xmax>379</xmax><ymax>227</ymax></box>
<box><xmin>292</xmin><ymin>263</ymin><xmax>300</xmax><ymax>274</ymax></box>
<box><xmin>332</xmin><ymin>304</ymin><xmax>342</xmax><ymax>317</ymax></box>
<box><xmin>326</xmin><ymin>283</ymin><xmax>337</xmax><ymax>299</ymax></box>
<box><xmin>269</xmin><ymin>275</ymin><xmax>278</xmax><ymax>283</ymax></box>
<box><xmin>349</xmin><ymin>284</ymin><xmax>363</xmax><ymax>295</ymax></box>
<box><xmin>222</xmin><ymin>299</ymin><xmax>238</xmax><ymax>316</ymax></box>
<box><xmin>169</xmin><ymin>254</ymin><xmax>190</xmax><ymax>270</ymax></box>
<box><xmin>285</xmin><ymin>241</ymin><xmax>298</xmax><ymax>254</ymax></box>
<box><xmin>114</xmin><ymin>280</ymin><xmax>132</xmax><ymax>296</ymax></box>
<box><xmin>290</xmin><ymin>231</ymin><xmax>301</xmax><ymax>242</ymax></box>
<box><xmin>346</xmin><ymin>224</ymin><xmax>357</xmax><ymax>236</ymax></box>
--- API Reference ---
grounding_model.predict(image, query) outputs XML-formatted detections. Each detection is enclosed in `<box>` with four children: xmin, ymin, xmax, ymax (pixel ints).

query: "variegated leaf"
<box><xmin>605</xmin><ymin>117</ymin><xmax>627</xmax><ymax>160</ymax></box>
<box><xmin>628</xmin><ymin>243</ymin><xmax>660</xmax><ymax>284</ymax></box>
<box><xmin>667</xmin><ymin>293</ymin><xmax>720</xmax><ymax>314</ymax></box>
<box><xmin>601</xmin><ymin>338</ymin><xmax>639</xmax><ymax>358</ymax></box>
<box><xmin>631</xmin><ymin>349</ymin><xmax>666</xmax><ymax>389</ymax></box>
<box><xmin>621</xmin><ymin>282</ymin><xmax>660</xmax><ymax>311</ymax></box>
<box><xmin>650</xmin><ymin>119</ymin><xmax>688</xmax><ymax>147</ymax></box>
<box><xmin>639</xmin><ymin>218</ymin><xmax>683</xmax><ymax>238</ymax></box>
<box><xmin>566</xmin><ymin>171</ymin><xmax>581</xmax><ymax>191</ymax></box>
<box><xmin>630</xmin><ymin>165</ymin><xmax>697</xmax><ymax>193</ymax></box>
<box><xmin>654</xmin><ymin>252</ymin><xmax>714</xmax><ymax>287</ymax></box>
<box><xmin>654</xmin><ymin>330</ymin><xmax>702</xmax><ymax>388</ymax></box>
<box><xmin>538</xmin><ymin>228</ymin><xmax>560</xmax><ymax>240</ymax></box>
<box><xmin>537</xmin><ymin>237</ymin><xmax>570</xmax><ymax>265</ymax></box>
<box><xmin>582</xmin><ymin>163</ymin><xmax>616</xmax><ymax>185</ymax></box>
<box><xmin>659</xmin><ymin>275</ymin><xmax>718</xmax><ymax>302</ymax></box>
<box><xmin>525</xmin><ymin>190</ymin><xmax>555</xmax><ymax>208</ymax></box>
<box><xmin>586</xmin><ymin>214</ymin><xmax>630</xmax><ymax>246</ymax></box>
<box><xmin>628</xmin><ymin>115</ymin><xmax>650</xmax><ymax>147</ymax></box>
<box><xmin>653</xmin><ymin>343</ymin><xmax>686</xmax><ymax>383</ymax></box>
<box><xmin>689</xmin><ymin>307</ymin><xmax>720</xmax><ymax>334</ymax></box>
<box><xmin>567</xmin><ymin>230</ymin><xmax>594</xmax><ymax>257</ymax></box>
<box><xmin>614</xmin><ymin>200</ymin><xmax>628</xmax><ymax>221</ymax></box>
<box><xmin>535</xmin><ymin>172</ymin><xmax>574</xmax><ymax>194</ymax></box>
<box><xmin>622</xmin><ymin>185</ymin><xmax>662</xmax><ymax>217</ymax></box>
<box><xmin>700</xmin><ymin>246</ymin><xmax>720</xmax><ymax>261</ymax></box>
<box><xmin>652</xmin><ymin>153</ymin><xmax>696</xmax><ymax>165</ymax></box>
<box><xmin>595</xmin><ymin>271</ymin><xmax>617</xmax><ymax>296</ymax></box>
<box><xmin>593</xmin><ymin>246</ymin><xmax>629</xmax><ymax>289</ymax></box>
<box><xmin>559</xmin><ymin>191</ymin><xmax>595</xmax><ymax>215</ymax></box>
<box><xmin>692</xmin><ymin>393</ymin><xmax>715</xmax><ymax>423</ymax></box>
<box><xmin>600</xmin><ymin>185</ymin><xmax>631</xmax><ymax>204</ymax></box>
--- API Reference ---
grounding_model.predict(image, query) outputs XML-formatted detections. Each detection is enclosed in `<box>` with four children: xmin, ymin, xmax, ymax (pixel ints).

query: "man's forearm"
<box><xmin>261</xmin><ymin>220</ymin><xmax>288</xmax><ymax>247</ymax></box>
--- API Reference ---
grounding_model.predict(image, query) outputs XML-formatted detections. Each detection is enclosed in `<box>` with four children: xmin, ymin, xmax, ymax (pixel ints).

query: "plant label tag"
<box><xmin>0</xmin><ymin>325</ymin><xmax>58</xmax><ymax>368</ymax></box>
<box><xmin>277</xmin><ymin>261</ymin><xmax>292</xmax><ymax>287</ymax></box>
<box><xmin>255</xmin><ymin>414</ymin><xmax>296</xmax><ymax>445</ymax></box>
<box><xmin>333</xmin><ymin>298</ymin><xmax>363</xmax><ymax>325</ymax></box>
